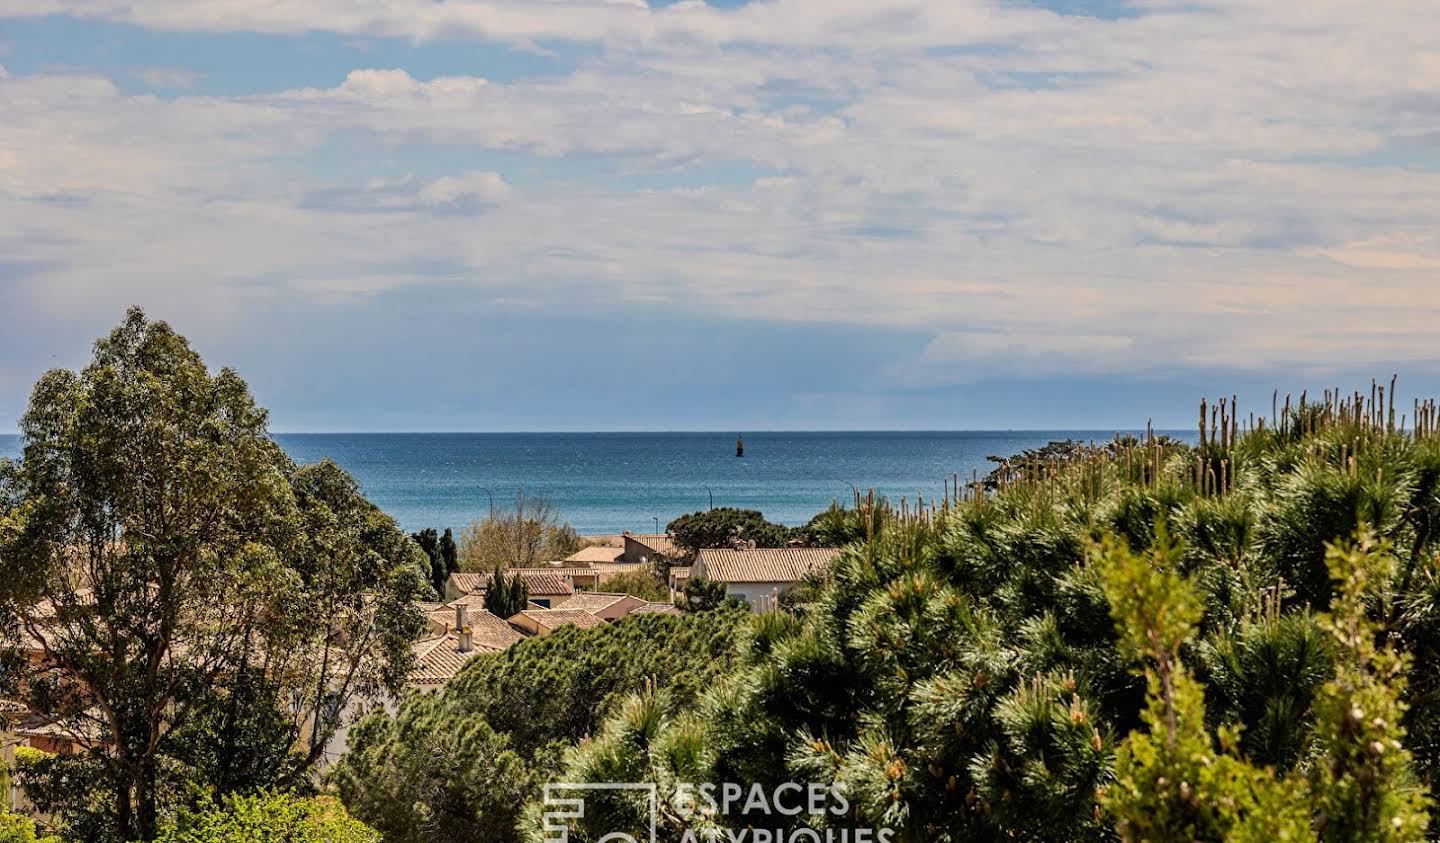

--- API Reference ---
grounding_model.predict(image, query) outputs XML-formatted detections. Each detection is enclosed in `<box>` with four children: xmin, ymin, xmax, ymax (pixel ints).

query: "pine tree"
<box><xmin>1308</xmin><ymin>533</ymin><xmax>1429</xmax><ymax>841</ymax></box>
<box><xmin>1095</xmin><ymin>527</ymin><xmax>1314</xmax><ymax>842</ymax></box>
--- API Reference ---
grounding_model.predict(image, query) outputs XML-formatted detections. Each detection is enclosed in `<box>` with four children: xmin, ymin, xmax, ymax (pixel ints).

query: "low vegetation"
<box><xmin>5</xmin><ymin>311</ymin><xmax>1440</xmax><ymax>842</ymax></box>
<box><xmin>535</xmin><ymin>388</ymin><xmax>1440</xmax><ymax>842</ymax></box>
<box><xmin>152</xmin><ymin>793</ymin><xmax>378</xmax><ymax>843</ymax></box>
<box><xmin>596</xmin><ymin>569</ymin><xmax>670</xmax><ymax>602</ymax></box>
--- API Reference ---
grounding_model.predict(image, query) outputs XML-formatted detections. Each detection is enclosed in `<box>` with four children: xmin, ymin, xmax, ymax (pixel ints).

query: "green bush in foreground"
<box><xmin>1101</xmin><ymin>529</ymin><xmax>1427</xmax><ymax>842</ymax></box>
<box><xmin>1097</xmin><ymin>528</ymin><xmax>1313</xmax><ymax>841</ymax></box>
<box><xmin>152</xmin><ymin>793</ymin><xmax>377</xmax><ymax>843</ymax></box>
<box><xmin>0</xmin><ymin>809</ymin><xmax>59</xmax><ymax>843</ymax></box>
<box><xmin>529</xmin><ymin>388</ymin><xmax>1440</xmax><ymax>843</ymax></box>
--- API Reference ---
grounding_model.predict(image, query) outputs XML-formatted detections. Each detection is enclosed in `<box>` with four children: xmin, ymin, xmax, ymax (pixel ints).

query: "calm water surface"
<box><xmin>0</xmin><ymin>431</ymin><xmax>1189</xmax><ymax>534</ymax></box>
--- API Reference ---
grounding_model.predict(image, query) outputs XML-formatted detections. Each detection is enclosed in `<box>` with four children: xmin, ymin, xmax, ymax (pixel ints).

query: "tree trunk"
<box><xmin>116</xmin><ymin>777</ymin><xmax>135</xmax><ymax>842</ymax></box>
<box><xmin>137</xmin><ymin>755</ymin><xmax>158</xmax><ymax>841</ymax></box>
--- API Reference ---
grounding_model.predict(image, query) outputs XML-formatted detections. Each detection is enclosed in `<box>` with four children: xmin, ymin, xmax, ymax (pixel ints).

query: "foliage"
<box><xmin>12</xmin><ymin>747</ymin><xmax>48</xmax><ymax>768</ymax></box>
<box><xmin>679</xmin><ymin>576</ymin><xmax>736</xmax><ymax>612</ymax></box>
<box><xmin>458</xmin><ymin>492</ymin><xmax>582</xmax><ymax>570</ymax></box>
<box><xmin>413</xmin><ymin>528</ymin><xmax>462</xmax><ymax>599</ymax></box>
<box><xmin>331</xmin><ymin>700</ymin><xmax>534</xmax><ymax>843</ymax></box>
<box><xmin>440</xmin><ymin>529</ymin><xmax>459</xmax><ymax>577</ymax></box>
<box><xmin>152</xmin><ymin>792</ymin><xmax>378</xmax><ymax>843</ymax></box>
<box><xmin>413</xmin><ymin>528</ymin><xmax>445</xmax><ymax>598</ymax></box>
<box><xmin>523</xmin><ymin>686</ymin><xmax>717</xmax><ymax>843</ymax></box>
<box><xmin>0</xmin><ymin>809</ymin><xmax>59</xmax><ymax>843</ymax></box>
<box><xmin>0</xmin><ymin>309</ymin><xmax>427</xmax><ymax>841</ymax></box>
<box><xmin>483</xmin><ymin>564</ymin><xmax>531</xmax><ymax>618</ymax></box>
<box><xmin>1196</xmin><ymin>606</ymin><xmax>1333</xmax><ymax>770</ymax></box>
<box><xmin>797</xmin><ymin>498</ymin><xmax>890</xmax><ymax>547</ymax></box>
<box><xmin>984</xmin><ymin>439</ymin><xmax>1096</xmax><ymax>489</ymax></box>
<box><xmin>1096</xmin><ymin>528</ymin><xmax>1314</xmax><ymax>842</ymax></box>
<box><xmin>531</xmin><ymin>386</ymin><xmax>1440</xmax><ymax>843</ymax></box>
<box><xmin>598</xmin><ymin>570</ymin><xmax>670</xmax><ymax>602</ymax></box>
<box><xmin>333</xmin><ymin>610</ymin><xmax>749</xmax><ymax>842</ymax></box>
<box><xmin>666</xmin><ymin>508</ymin><xmax>797</xmax><ymax>554</ymax></box>
<box><xmin>1308</xmin><ymin>534</ymin><xmax>1428</xmax><ymax>841</ymax></box>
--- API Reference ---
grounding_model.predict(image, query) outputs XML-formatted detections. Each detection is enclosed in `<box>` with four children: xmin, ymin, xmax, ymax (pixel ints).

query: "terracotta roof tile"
<box><xmin>565</xmin><ymin>546</ymin><xmax>625</xmax><ymax>563</ymax></box>
<box><xmin>555</xmin><ymin>592</ymin><xmax>630</xmax><ymax>613</ymax></box>
<box><xmin>449</xmin><ymin>570</ymin><xmax>575</xmax><ymax>596</ymax></box>
<box><xmin>631</xmin><ymin>602</ymin><xmax>680</xmax><ymax>615</ymax></box>
<box><xmin>411</xmin><ymin>611</ymin><xmax>524</xmax><ymax>685</ymax></box>
<box><xmin>589</xmin><ymin>562</ymin><xmax>649</xmax><ymax>574</ymax></box>
<box><xmin>509</xmin><ymin>608</ymin><xmax>608</xmax><ymax>631</ymax></box>
<box><xmin>695</xmin><ymin>547</ymin><xmax>839</xmax><ymax>583</ymax></box>
<box><xmin>533</xmin><ymin>566</ymin><xmax>601</xmax><ymax>577</ymax></box>
<box><xmin>467</xmin><ymin>610</ymin><xmax>528</xmax><ymax>650</ymax></box>
<box><xmin>411</xmin><ymin>635</ymin><xmax>480</xmax><ymax>685</ymax></box>
<box><xmin>624</xmin><ymin>533</ymin><xmax>680</xmax><ymax>557</ymax></box>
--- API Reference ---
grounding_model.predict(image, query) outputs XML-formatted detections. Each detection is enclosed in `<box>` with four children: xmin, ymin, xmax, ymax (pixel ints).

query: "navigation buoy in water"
<box><xmin>736</xmin><ymin>435</ymin><xmax>745</xmax><ymax>458</ymax></box>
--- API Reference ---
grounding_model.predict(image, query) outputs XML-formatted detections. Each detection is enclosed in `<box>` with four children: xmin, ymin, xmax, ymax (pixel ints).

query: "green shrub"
<box><xmin>153</xmin><ymin>793</ymin><xmax>377</xmax><ymax>843</ymax></box>
<box><xmin>0</xmin><ymin>809</ymin><xmax>59</xmax><ymax>843</ymax></box>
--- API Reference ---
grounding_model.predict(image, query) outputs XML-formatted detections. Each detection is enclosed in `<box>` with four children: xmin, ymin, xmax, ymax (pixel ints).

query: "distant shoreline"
<box><xmin>2</xmin><ymin>430</ymin><xmax>1202</xmax><ymax>535</ymax></box>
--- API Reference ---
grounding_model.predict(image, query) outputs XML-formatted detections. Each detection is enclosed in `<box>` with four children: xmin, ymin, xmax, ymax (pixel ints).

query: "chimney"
<box><xmin>455</xmin><ymin>603</ymin><xmax>468</xmax><ymax>633</ymax></box>
<box><xmin>458</xmin><ymin>626</ymin><xmax>473</xmax><ymax>653</ymax></box>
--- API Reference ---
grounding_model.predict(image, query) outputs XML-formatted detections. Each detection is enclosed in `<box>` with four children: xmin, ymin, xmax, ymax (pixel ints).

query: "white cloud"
<box><xmin>418</xmin><ymin>171</ymin><xmax>511</xmax><ymax>207</ymax></box>
<box><xmin>1</xmin><ymin>0</ymin><xmax>1439</xmax><ymax>387</ymax></box>
<box><xmin>4</xmin><ymin>0</ymin><xmax>1057</xmax><ymax>49</ymax></box>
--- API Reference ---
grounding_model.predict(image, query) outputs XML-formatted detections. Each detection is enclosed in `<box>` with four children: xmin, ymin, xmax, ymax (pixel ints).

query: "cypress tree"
<box><xmin>483</xmin><ymin>564</ymin><xmax>529</xmax><ymax>618</ymax></box>
<box><xmin>412</xmin><ymin>528</ymin><xmax>445</xmax><ymax>598</ymax></box>
<box><xmin>440</xmin><ymin>528</ymin><xmax>459</xmax><ymax>575</ymax></box>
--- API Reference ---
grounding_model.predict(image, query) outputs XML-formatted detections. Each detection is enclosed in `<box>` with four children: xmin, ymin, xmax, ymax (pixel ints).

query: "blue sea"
<box><xmin>0</xmin><ymin>431</ymin><xmax>1182</xmax><ymax>535</ymax></box>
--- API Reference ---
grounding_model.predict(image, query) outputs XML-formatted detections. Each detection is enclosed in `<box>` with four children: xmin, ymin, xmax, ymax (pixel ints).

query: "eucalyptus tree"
<box><xmin>0</xmin><ymin>308</ymin><xmax>427</xmax><ymax>840</ymax></box>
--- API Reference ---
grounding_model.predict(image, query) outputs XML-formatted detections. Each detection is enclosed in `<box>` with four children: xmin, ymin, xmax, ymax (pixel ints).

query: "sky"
<box><xmin>1</xmin><ymin>0</ymin><xmax>1438</xmax><ymax>432</ymax></box>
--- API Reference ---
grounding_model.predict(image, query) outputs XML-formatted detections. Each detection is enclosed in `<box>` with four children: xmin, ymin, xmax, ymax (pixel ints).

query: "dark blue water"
<box><xmin>0</xmin><ymin>431</ymin><xmax>1182</xmax><ymax>534</ymax></box>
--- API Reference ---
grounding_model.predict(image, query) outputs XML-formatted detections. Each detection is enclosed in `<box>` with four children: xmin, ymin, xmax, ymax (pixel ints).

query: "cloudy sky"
<box><xmin>1</xmin><ymin>0</ymin><xmax>1437</xmax><ymax>432</ymax></box>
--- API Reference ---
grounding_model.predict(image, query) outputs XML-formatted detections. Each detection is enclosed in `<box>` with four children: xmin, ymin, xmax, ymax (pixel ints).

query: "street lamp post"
<box><xmin>478</xmin><ymin>486</ymin><xmax>495</xmax><ymax>514</ymax></box>
<box><xmin>701</xmin><ymin>484</ymin><xmax>714</xmax><ymax>510</ymax></box>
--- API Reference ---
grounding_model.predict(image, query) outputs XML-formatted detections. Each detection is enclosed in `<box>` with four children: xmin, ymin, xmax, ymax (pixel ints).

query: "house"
<box><xmin>316</xmin><ymin>603</ymin><xmax>525</xmax><ymax>768</ymax></box>
<box><xmin>417</xmin><ymin>601</ymin><xmax>454</xmax><ymax>636</ymax></box>
<box><xmin>507</xmin><ymin>608</ymin><xmax>608</xmax><ymax>637</ymax></box>
<box><xmin>622</xmin><ymin>532</ymin><xmax>684</xmax><ymax>564</ymax></box>
<box><xmin>445</xmin><ymin>570</ymin><xmax>575</xmax><ymax>606</ymax></box>
<box><xmin>630</xmin><ymin>602</ymin><xmax>681</xmax><ymax>616</ymax></box>
<box><xmin>587</xmin><ymin>562</ymin><xmax>650</xmax><ymax>585</ymax></box>
<box><xmin>668</xmin><ymin>565</ymin><xmax>692</xmax><ymax>592</ymax></box>
<box><xmin>533</xmin><ymin>565</ymin><xmax>602</xmax><ymax>589</ymax></box>
<box><xmin>9</xmin><ymin>709</ymin><xmax>103</xmax><ymax>756</ymax></box>
<box><xmin>564</xmin><ymin>545</ymin><xmax>625</xmax><ymax>565</ymax></box>
<box><xmin>555</xmin><ymin>592</ymin><xmax>648</xmax><ymax>621</ymax></box>
<box><xmin>690</xmin><ymin>547</ymin><xmax>839</xmax><ymax>611</ymax></box>
<box><xmin>410</xmin><ymin>604</ymin><xmax>524</xmax><ymax>692</ymax></box>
